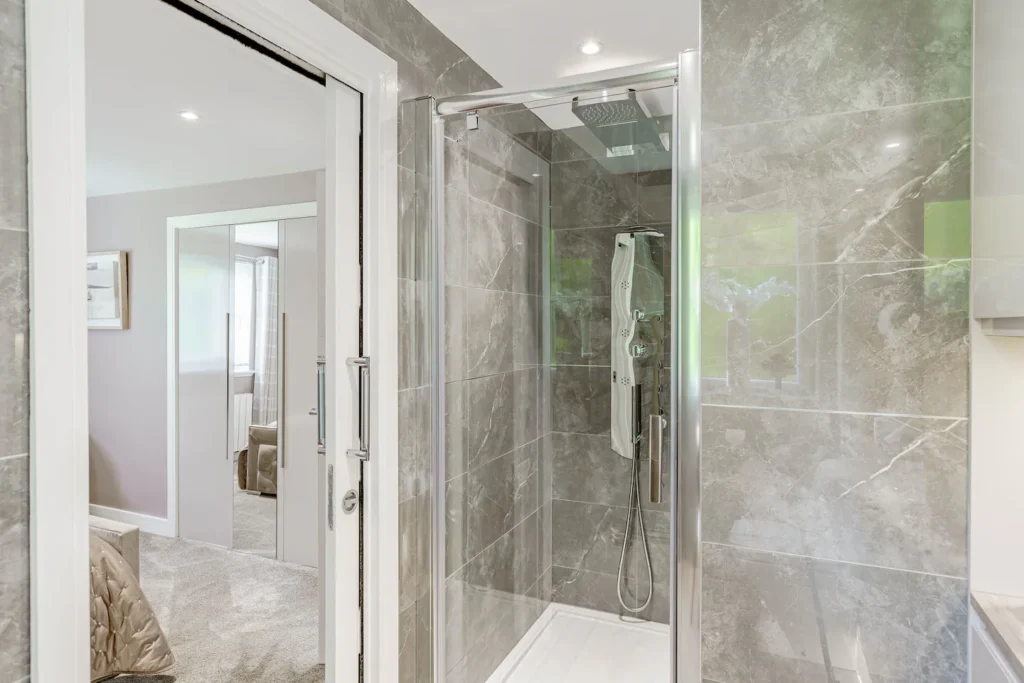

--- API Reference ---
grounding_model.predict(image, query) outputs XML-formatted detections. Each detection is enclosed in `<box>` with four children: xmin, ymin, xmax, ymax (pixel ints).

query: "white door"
<box><xmin>280</xmin><ymin>215</ymin><xmax>320</xmax><ymax>567</ymax></box>
<box><xmin>325</xmin><ymin>77</ymin><xmax>362</xmax><ymax>683</ymax></box>
<box><xmin>176</xmin><ymin>224</ymin><xmax>233</xmax><ymax>547</ymax></box>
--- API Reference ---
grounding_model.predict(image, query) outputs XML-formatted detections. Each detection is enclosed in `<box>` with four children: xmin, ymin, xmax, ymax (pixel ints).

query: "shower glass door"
<box><xmin>424</xmin><ymin>53</ymin><xmax>701</xmax><ymax>683</ymax></box>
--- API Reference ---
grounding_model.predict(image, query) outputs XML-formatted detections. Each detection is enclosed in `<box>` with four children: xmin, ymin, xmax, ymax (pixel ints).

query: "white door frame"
<box><xmin>25</xmin><ymin>1</ymin><xmax>399</xmax><ymax>682</ymax></box>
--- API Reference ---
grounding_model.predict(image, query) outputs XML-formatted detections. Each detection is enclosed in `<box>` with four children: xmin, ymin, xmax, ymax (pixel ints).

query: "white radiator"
<box><xmin>233</xmin><ymin>393</ymin><xmax>254</xmax><ymax>452</ymax></box>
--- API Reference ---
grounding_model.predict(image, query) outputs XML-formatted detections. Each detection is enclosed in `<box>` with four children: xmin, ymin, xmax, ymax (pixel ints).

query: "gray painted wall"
<box><xmin>0</xmin><ymin>0</ymin><xmax>30</xmax><ymax>678</ymax></box>
<box><xmin>86</xmin><ymin>172</ymin><xmax>317</xmax><ymax>518</ymax></box>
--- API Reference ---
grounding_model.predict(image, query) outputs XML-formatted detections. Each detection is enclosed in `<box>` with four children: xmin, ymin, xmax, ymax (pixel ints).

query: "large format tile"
<box><xmin>702</xmin><ymin>544</ymin><xmax>967</xmax><ymax>683</ymax></box>
<box><xmin>399</xmin><ymin>385</ymin><xmax>431</xmax><ymax>503</ymax></box>
<box><xmin>446</xmin><ymin>372</ymin><xmax>514</xmax><ymax>479</ymax></box>
<box><xmin>550</xmin><ymin>158</ymin><xmax>637</xmax><ymax>230</ymax></box>
<box><xmin>446</xmin><ymin>442</ymin><xmax>540</xmax><ymax>574</ymax></box>
<box><xmin>446</xmin><ymin>286</ymin><xmax>514</xmax><ymax>382</ymax></box>
<box><xmin>399</xmin><ymin>278</ymin><xmax>430</xmax><ymax>390</ymax></box>
<box><xmin>0</xmin><ymin>229</ymin><xmax>28</xmax><ymax>458</ymax></box>
<box><xmin>552</xmin><ymin>296</ymin><xmax>612</xmax><ymax>367</ymax></box>
<box><xmin>702</xmin><ymin>0</ymin><xmax>972</xmax><ymax>127</ymax></box>
<box><xmin>703</xmin><ymin>100</ymin><xmax>971</xmax><ymax>266</ymax></box>
<box><xmin>445</xmin><ymin>511</ymin><xmax>544</xmax><ymax>675</ymax></box>
<box><xmin>466</xmin><ymin>119</ymin><xmax>543</xmax><ymax>224</ymax></box>
<box><xmin>0</xmin><ymin>454</ymin><xmax>29</xmax><ymax>683</ymax></box>
<box><xmin>551</xmin><ymin>499</ymin><xmax>626</xmax><ymax>577</ymax></box>
<box><xmin>551</xmin><ymin>366</ymin><xmax>611</xmax><ymax>435</ymax></box>
<box><xmin>0</xmin><ymin>80</ymin><xmax>27</xmax><ymax>234</ymax></box>
<box><xmin>702</xmin><ymin>260</ymin><xmax>969</xmax><ymax>417</ymax></box>
<box><xmin>550</xmin><ymin>432</ymin><xmax>632</xmax><ymax>507</ymax></box>
<box><xmin>703</xmin><ymin>406</ymin><xmax>968</xmax><ymax>576</ymax></box>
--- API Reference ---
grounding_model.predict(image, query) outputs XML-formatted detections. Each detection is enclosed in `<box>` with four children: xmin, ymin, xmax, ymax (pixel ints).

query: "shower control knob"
<box><xmin>633</xmin><ymin>309</ymin><xmax>646</xmax><ymax>322</ymax></box>
<box><xmin>631</xmin><ymin>344</ymin><xmax>648</xmax><ymax>358</ymax></box>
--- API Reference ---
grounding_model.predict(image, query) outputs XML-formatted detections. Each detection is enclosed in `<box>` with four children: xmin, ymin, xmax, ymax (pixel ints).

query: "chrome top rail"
<box><xmin>434</xmin><ymin>58</ymin><xmax>681</xmax><ymax>115</ymax></box>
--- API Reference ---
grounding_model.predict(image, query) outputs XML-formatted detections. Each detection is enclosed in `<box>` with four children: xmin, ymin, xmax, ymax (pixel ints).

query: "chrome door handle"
<box><xmin>346</xmin><ymin>356</ymin><xmax>370</xmax><ymax>461</ymax></box>
<box><xmin>316</xmin><ymin>357</ymin><xmax>326</xmax><ymax>455</ymax></box>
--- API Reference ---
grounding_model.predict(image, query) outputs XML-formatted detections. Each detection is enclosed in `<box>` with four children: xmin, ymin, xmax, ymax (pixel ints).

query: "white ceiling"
<box><xmin>85</xmin><ymin>0</ymin><xmax>325</xmax><ymax>197</ymax></box>
<box><xmin>235</xmin><ymin>222</ymin><xmax>279</xmax><ymax>249</ymax></box>
<box><xmin>406</xmin><ymin>0</ymin><xmax>699</xmax><ymax>92</ymax></box>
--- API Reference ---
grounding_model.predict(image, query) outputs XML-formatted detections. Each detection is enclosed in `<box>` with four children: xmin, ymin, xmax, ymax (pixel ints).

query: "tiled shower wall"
<box><xmin>548</xmin><ymin>128</ymin><xmax>674</xmax><ymax>624</ymax></box>
<box><xmin>0</xmin><ymin>0</ymin><xmax>30</xmax><ymax>678</ymax></box>
<box><xmin>700</xmin><ymin>0</ymin><xmax>972</xmax><ymax>680</ymax></box>
<box><xmin>441</xmin><ymin>110</ymin><xmax>552</xmax><ymax>683</ymax></box>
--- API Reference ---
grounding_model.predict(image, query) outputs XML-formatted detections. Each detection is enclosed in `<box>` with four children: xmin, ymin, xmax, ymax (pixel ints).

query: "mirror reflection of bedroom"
<box><xmin>85</xmin><ymin>0</ymin><xmax>328</xmax><ymax>680</ymax></box>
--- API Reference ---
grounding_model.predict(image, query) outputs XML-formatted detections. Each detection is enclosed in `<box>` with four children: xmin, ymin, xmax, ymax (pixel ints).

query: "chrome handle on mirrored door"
<box><xmin>316</xmin><ymin>357</ymin><xmax>326</xmax><ymax>455</ymax></box>
<box><xmin>346</xmin><ymin>356</ymin><xmax>370</xmax><ymax>461</ymax></box>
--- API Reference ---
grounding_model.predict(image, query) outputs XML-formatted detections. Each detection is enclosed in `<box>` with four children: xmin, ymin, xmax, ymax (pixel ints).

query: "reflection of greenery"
<box><xmin>925</xmin><ymin>261</ymin><xmax>970</xmax><ymax>315</ymax></box>
<box><xmin>924</xmin><ymin>200</ymin><xmax>970</xmax><ymax>259</ymax></box>
<box><xmin>704</xmin><ymin>212</ymin><xmax>798</xmax><ymax>264</ymax></box>
<box><xmin>702</xmin><ymin>267</ymin><xmax>798</xmax><ymax>381</ymax></box>
<box><xmin>553</xmin><ymin>257</ymin><xmax>594</xmax><ymax>296</ymax></box>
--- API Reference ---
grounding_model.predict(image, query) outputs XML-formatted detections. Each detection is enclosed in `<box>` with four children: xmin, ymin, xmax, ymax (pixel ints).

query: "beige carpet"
<box><xmin>116</xmin><ymin>533</ymin><xmax>323</xmax><ymax>683</ymax></box>
<box><xmin>233</xmin><ymin>487</ymin><xmax>276</xmax><ymax>558</ymax></box>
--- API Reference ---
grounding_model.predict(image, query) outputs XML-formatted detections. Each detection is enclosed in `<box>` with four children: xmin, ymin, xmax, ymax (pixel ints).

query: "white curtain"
<box><xmin>252</xmin><ymin>256</ymin><xmax>279</xmax><ymax>425</ymax></box>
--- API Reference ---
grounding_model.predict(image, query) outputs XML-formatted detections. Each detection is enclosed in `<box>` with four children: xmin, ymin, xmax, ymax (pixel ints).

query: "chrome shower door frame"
<box><xmin>426</xmin><ymin>51</ymin><xmax>702</xmax><ymax>683</ymax></box>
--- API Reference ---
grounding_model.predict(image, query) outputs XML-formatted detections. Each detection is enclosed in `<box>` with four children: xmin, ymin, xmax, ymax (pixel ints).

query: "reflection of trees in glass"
<box><xmin>553</xmin><ymin>257</ymin><xmax>596</xmax><ymax>359</ymax></box>
<box><xmin>702</xmin><ymin>268</ymin><xmax>798</xmax><ymax>385</ymax></box>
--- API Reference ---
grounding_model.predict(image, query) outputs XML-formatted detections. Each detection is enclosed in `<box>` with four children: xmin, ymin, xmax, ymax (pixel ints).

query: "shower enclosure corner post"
<box><xmin>423</xmin><ymin>95</ymin><xmax>447</xmax><ymax>683</ymax></box>
<box><xmin>671</xmin><ymin>49</ymin><xmax>702</xmax><ymax>683</ymax></box>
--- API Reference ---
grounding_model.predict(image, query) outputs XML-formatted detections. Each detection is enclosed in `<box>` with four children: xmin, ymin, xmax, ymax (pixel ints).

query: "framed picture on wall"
<box><xmin>87</xmin><ymin>251</ymin><xmax>130</xmax><ymax>330</ymax></box>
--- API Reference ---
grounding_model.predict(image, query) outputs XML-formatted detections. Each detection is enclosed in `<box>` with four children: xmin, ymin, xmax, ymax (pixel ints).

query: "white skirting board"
<box><xmin>89</xmin><ymin>504</ymin><xmax>175</xmax><ymax>538</ymax></box>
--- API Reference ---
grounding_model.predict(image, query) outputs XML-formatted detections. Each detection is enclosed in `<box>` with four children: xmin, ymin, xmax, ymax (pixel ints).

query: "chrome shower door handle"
<box><xmin>346</xmin><ymin>356</ymin><xmax>370</xmax><ymax>461</ymax></box>
<box><xmin>316</xmin><ymin>357</ymin><xmax>326</xmax><ymax>455</ymax></box>
<box><xmin>649</xmin><ymin>414</ymin><xmax>666</xmax><ymax>503</ymax></box>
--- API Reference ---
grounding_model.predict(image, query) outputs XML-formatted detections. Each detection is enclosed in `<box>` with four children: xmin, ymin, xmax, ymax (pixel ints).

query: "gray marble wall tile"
<box><xmin>512</xmin><ymin>293</ymin><xmax>543</xmax><ymax>369</ymax></box>
<box><xmin>703</xmin><ymin>406</ymin><xmax>967</xmax><ymax>577</ymax></box>
<box><xmin>446</xmin><ymin>372</ymin><xmax>514</xmax><ymax>479</ymax></box>
<box><xmin>0</xmin><ymin>229</ymin><xmax>28</xmax><ymax>458</ymax></box>
<box><xmin>0</xmin><ymin>79</ymin><xmax>27</xmax><ymax>234</ymax></box>
<box><xmin>414</xmin><ymin>594</ymin><xmax>432</xmax><ymax>683</ymax></box>
<box><xmin>702</xmin><ymin>260</ymin><xmax>969</xmax><ymax>417</ymax></box>
<box><xmin>702</xmin><ymin>100</ymin><xmax>971</xmax><ymax>267</ymax></box>
<box><xmin>445</xmin><ymin>511</ymin><xmax>543</xmax><ymax>676</ymax></box>
<box><xmin>399</xmin><ymin>386</ymin><xmax>431</xmax><ymax>503</ymax></box>
<box><xmin>445</xmin><ymin>286</ymin><xmax>514</xmax><ymax>382</ymax></box>
<box><xmin>551</xmin><ymin>366</ymin><xmax>611</xmax><ymax>435</ymax></box>
<box><xmin>703</xmin><ymin>543</ymin><xmax>967</xmax><ymax>683</ymax></box>
<box><xmin>400</xmin><ymin>493</ymin><xmax>431</xmax><ymax>611</ymax></box>
<box><xmin>550</xmin><ymin>159</ymin><xmax>637</xmax><ymax>230</ymax></box>
<box><xmin>551</xmin><ymin>432</ymin><xmax>632</xmax><ymax>507</ymax></box>
<box><xmin>702</xmin><ymin>0</ymin><xmax>972</xmax><ymax>128</ymax></box>
<box><xmin>0</xmin><ymin>454</ymin><xmax>29</xmax><ymax>683</ymax></box>
<box><xmin>466</xmin><ymin>120</ymin><xmax>542</xmax><ymax>224</ymax></box>
<box><xmin>399</xmin><ymin>602</ymin><xmax>417</xmax><ymax>683</ymax></box>
<box><xmin>552</xmin><ymin>226</ymin><xmax>622</xmax><ymax>299</ymax></box>
<box><xmin>550</xmin><ymin>566</ymin><xmax>623</xmax><ymax>616</ymax></box>
<box><xmin>399</xmin><ymin>277</ymin><xmax>430</xmax><ymax>390</ymax></box>
<box><xmin>553</xmin><ymin>296</ymin><xmax>611</xmax><ymax>367</ymax></box>
<box><xmin>551</xmin><ymin>499</ymin><xmax>626</xmax><ymax>577</ymax></box>
<box><xmin>446</xmin><ymin>442</ymin><xmax>540</xmax><ymax>575</ymax></box>
<box><xmin>450</xmin><ymin>196</ymin><xmax>543</xmax><ymax>295</ymax></box>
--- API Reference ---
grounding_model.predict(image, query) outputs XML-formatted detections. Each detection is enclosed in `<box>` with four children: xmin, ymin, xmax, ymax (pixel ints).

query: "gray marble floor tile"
<box><xmin>702</xmin><ymin>543</ymin><xmax>967</xmax><ymax>683</ymax></box>
<box><xmin>701</xmin><ymin>260</ymin><xmax>969</xmax><ymax>417</ymax></box>
<box><xmin>702</xmin><ymin>100</ymin><xmax>971</xmax><ymax>266</ymax></box>
<box><xmin>551</xmin><ymin>365</ymin><xmax>611</xmax><ymax>435</ymax></box>
<box><xmin>703</xmin><ymin>406</ymin><xmax>967</xmax><ymax>576</ymax></box>
<box><xmin>446</xmin><ymin>373</ymin><xmax>514</xmax><ymax>479</ymax></box>
<box><xmin>0</xmin><ymin>454</ymin><xmax>29</xmax><ymax>683</ymax></box>
<box><xmin>445</xmin><ymin>286</ymin><xmax>514</xmax><ymax>382</ymax></box>
<box><xmin>0</xmin><ymin>229</ymin><xmax>27</xmax><ymax>458</ymax></box>
<box><xmin>446</xmin><ymin>444</ymin><xmax>540</xmax><ymax>574</ymax></box>
<box><xmin>702</xmin><ymin>0</ymin><xmax>972</xmax><ymax>128</ymax></box>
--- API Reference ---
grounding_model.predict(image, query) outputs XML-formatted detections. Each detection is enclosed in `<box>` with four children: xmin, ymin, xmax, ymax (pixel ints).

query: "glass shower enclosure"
<box><xmin>406</xmin><ymin>53</ymin><xmax>700</xmax><ymax>683</ymax></box>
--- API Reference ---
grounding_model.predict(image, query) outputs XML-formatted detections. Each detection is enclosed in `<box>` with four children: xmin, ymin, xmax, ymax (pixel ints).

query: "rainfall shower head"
<box><xmin>571</xmin><ymin>90</ymin><xmax>667</xmax><ymax>153</ymax></box>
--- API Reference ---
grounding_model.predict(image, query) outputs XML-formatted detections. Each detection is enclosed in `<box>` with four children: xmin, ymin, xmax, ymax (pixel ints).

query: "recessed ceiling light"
<box><xmin>532</xmin><ymin>173</ymin><xmax>541</xmax><ymax>177</ymax></box>
<box><xmin>885</xmin><ymin>141</ymin><xmax>901</xmax><ymax>149</ymax></box>
<box><xmin>179</xmin><ymin>110</ymin><xmax>200</xmax><ymax>121</ymax></box>
<box><xmin>854</xmin><ymin>188</ymin><xmax>865</xmax><ymax>193</ymax></box>
<box><xmin>579</xmin><ymin>40</ymin><xmax>603</xmax><ymax>55</ymax></box>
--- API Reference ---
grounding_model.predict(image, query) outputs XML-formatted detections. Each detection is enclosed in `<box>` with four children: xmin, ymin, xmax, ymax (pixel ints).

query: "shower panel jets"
<box><xmin>610</xmin><ymin>227</ymin><xmax>665</xmax><ymax>614</ymax></box>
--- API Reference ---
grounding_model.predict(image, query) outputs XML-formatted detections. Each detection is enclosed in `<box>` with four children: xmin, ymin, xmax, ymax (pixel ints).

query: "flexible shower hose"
<box><xmin>616</xmin><ymin>442</ymin><xmax>653</xmax><ymax>614</ymax></box>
